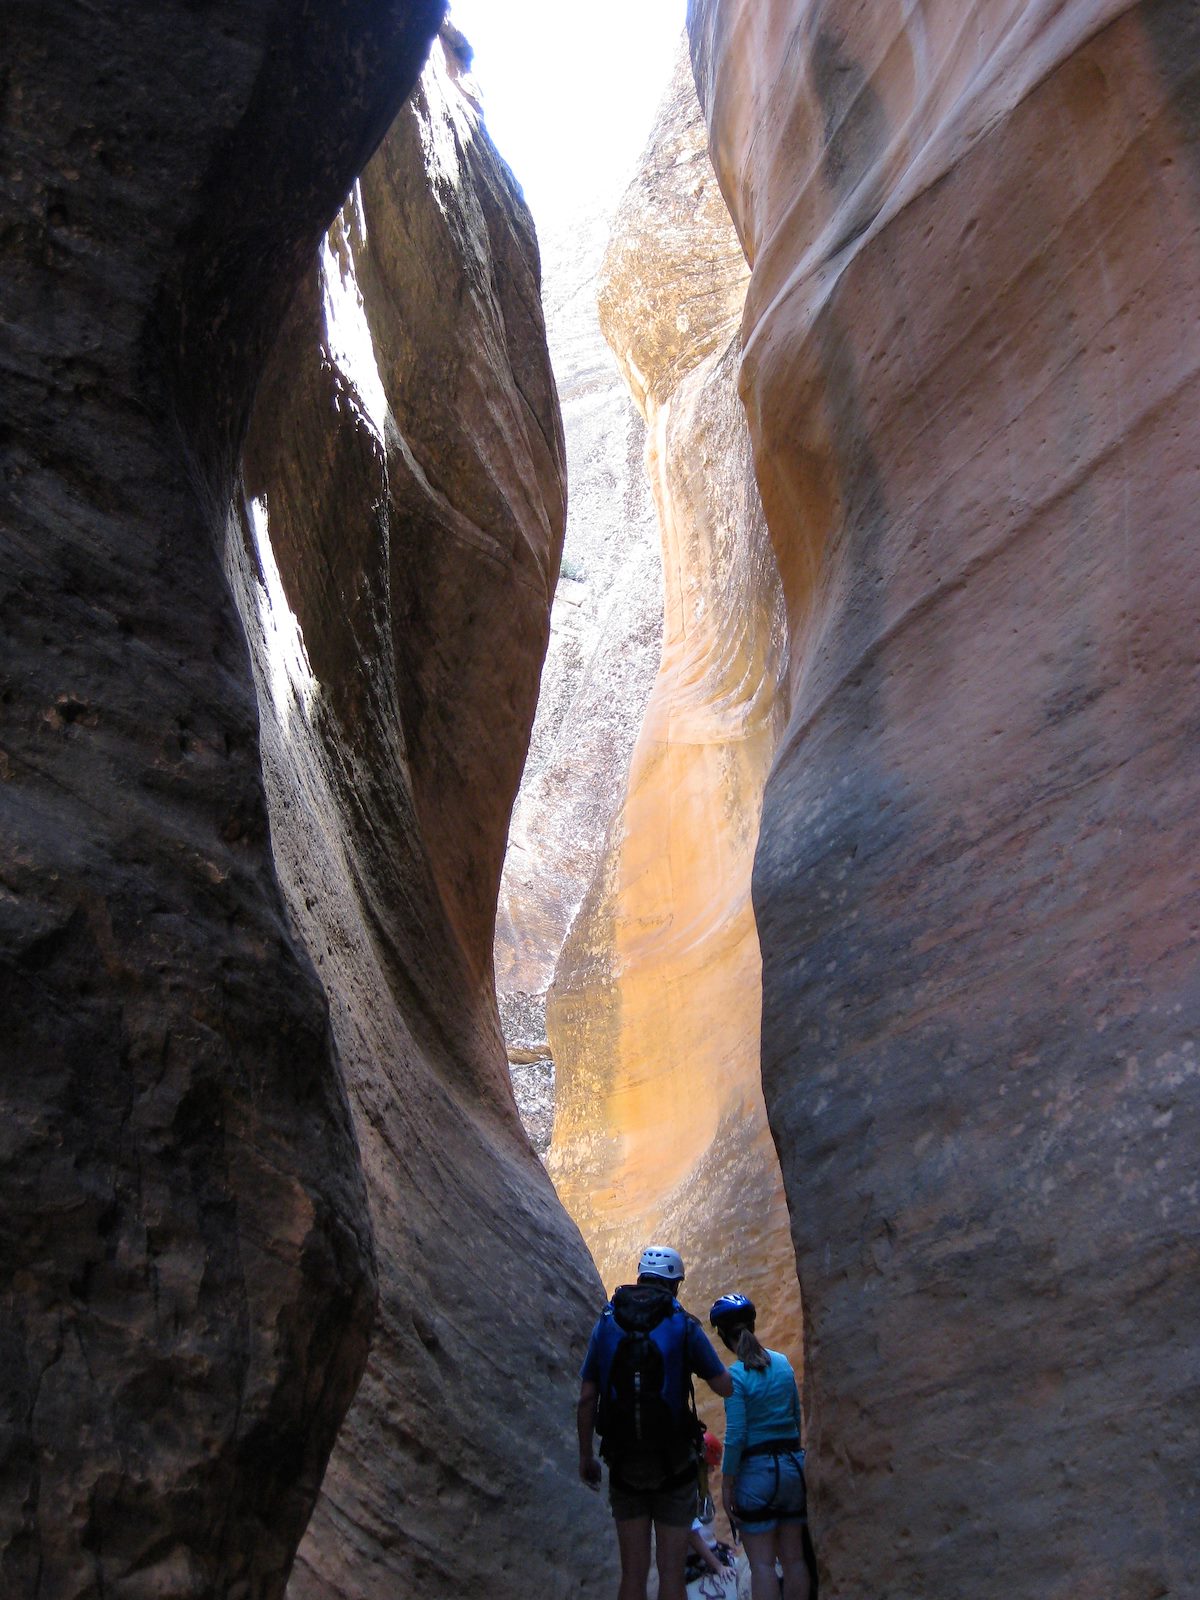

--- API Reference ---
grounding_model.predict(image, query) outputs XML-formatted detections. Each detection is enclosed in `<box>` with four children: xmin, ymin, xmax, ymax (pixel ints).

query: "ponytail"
<box><xmin>734</xmin><ymin>1324</ymin><xmax>769</xmax><ymax>1372</ymax></box>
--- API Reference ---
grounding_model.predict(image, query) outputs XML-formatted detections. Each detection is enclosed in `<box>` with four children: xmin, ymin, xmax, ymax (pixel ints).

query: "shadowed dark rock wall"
<box><xmin>688</xmin><ymin>2</ymin><xmax>1200</xmax><ymax>1595</ymax></box>
<box><xmin>0</xmin><ymin>2</ymin><xmax>465</xmax><ymax>1595</ymax></box>
<box><xmin>231</xmin><ymin>32</ymin><xmax>613</xmax><ymax>1600</ymax></box>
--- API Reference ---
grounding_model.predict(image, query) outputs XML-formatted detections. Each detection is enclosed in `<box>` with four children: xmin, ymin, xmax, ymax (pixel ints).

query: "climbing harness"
<box><xmin>732</xmin><ymin>1439</ymin><xmax>818</xmax><ymax>1598</ymax></box>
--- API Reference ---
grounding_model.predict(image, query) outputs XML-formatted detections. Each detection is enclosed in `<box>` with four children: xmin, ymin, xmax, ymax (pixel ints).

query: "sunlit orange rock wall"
<box><xmin>688</xmin><ymin>1</ymin><xmax>1200</xmax><ymax>1593</ymax></box>
<box><xmin>230</xmin><ymin>32</ymin><xmax>612</xmax><ymax>1599</ymax></box>
<box><xmin>547</xmin><ymin>46</ymin><xmax>804</xmax><ymax>1367</ymax></box>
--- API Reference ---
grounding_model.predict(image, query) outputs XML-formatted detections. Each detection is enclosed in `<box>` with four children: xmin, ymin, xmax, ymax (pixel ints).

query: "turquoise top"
<box><xmin>721</xmin><ymin>1349</ymin><xmax>801</xmax><ymax>1476</ymax></box>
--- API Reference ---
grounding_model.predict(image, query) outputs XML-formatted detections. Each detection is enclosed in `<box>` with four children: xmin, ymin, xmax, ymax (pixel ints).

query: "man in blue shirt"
<box><xmin>577</xmin><ymin>1246</ymin><xmax>733</xmax><ymax>1600</ymax></box>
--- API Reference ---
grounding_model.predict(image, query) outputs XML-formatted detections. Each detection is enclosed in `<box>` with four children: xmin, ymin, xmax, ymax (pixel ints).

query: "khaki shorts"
<box><xmin>608</xmin><ymin>1472</ymin><xmax>698</xmax><ymax>1527</ymax></box>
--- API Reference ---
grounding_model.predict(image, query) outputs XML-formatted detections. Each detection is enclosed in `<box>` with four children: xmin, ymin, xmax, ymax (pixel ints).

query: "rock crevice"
<box><xmin>545</xmin><ymin>43</ymin><xmax>804</xmax><ymax>1372</ymax></box>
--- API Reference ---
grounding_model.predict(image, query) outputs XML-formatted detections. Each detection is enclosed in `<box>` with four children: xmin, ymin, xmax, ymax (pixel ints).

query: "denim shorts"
<box><xmin>734</xmin><ymin>1449</ymin><xmax>807</xmax><ymax>1534</ymax></box>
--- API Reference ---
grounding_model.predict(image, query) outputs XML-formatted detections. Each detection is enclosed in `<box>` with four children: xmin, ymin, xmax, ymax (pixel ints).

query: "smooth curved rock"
<box><xmin>546</xmin><ymin>45</ymin><xmax>803</xmax><ymax>1373</ymax></box>
<box><xmin>232</xmin><ymin>32</ymin><xmax>613</xmax><ymax>1599</ymax></box>
<box><xmin>689</xmin><ymin>2</ymin><xmax>1200</xmax><ymax>1593</ymax></box>
<box><xmin>0</xmin><ymin>2</ymin><xmax>445</xmax><ymax>1592</ymax></box>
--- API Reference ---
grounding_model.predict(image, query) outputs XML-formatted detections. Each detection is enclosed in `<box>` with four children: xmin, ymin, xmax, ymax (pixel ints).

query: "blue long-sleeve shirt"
<box><xmin>721</xmin><ymin>1349</ymin><xmax>801</xmax><ymax>1476</ymax></box>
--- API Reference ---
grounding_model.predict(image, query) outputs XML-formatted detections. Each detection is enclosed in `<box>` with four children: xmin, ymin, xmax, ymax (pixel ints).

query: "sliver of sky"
<box><xmin>446</xmin><ymin>0</ymin><xmax>687</xmax><ymax>227</ymax></box>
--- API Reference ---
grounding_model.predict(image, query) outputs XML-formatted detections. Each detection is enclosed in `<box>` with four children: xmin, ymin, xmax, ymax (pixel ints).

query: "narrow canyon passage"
<box><xmin>494</xmin><ymin>35</ymin><xmax>806</xmax><ymax>1408</ymax></box>
<box><xmin>2</xmin><ymin>4</ymin><xmax>1198</xmax><ymax>1600</ymax></box>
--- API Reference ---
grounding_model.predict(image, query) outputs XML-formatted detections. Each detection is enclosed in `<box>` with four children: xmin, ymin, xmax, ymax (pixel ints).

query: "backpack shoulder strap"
<box><xmin>676</xmin><ymin>1309</ymin><xmax>705</xmax><ymax>1443</ymax></box>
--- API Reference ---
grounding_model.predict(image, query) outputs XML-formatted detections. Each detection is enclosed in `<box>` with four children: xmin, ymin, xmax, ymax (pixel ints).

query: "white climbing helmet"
<box><xmin>638</xmin><ymin>1244</ymin><xmax>685</xmax><ymax>1282</ymax></box>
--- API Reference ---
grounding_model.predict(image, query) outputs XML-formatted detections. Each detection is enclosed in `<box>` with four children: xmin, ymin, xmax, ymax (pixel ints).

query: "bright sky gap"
<box><xmin>446</xmin><ymin>0</ymin><xmax>687</xmax><ymax>226</ymax></box>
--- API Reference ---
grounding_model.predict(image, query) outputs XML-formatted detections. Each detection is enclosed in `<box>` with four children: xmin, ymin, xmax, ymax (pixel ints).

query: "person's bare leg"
<box><xmin>615</xmin><ymin>1516</ymin><xmax>653</xmax><ymax>1600</ymax></box>
<box><xmin>742</xmin><ymin>1527</ymin><xmax>782</xmax><ymax>1600</ymax></box>
<box><xmin>777</xmin><ymin>1521</ymin><xmax>811</xmax><ymax>1600</ymax></box>
<box><xmin>653</xmin><ymin>1520</ymin><xmax>691</xmax><ymax>1600</ymax></box>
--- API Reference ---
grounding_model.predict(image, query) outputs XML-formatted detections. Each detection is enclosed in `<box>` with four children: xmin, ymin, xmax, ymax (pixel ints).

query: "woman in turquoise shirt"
<box><xmin>709</xmin><ymin>1293</ymin><xmax>813</xmax><ymax>1600</ymax></box>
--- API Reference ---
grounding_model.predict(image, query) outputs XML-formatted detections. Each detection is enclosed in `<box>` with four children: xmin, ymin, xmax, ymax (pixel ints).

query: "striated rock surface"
<box><xmin>232</xmin><ymin>31</ymin><xmax>612</xmax><ymax>1600</ymax></box>
<box><xmin>494</xmin><ymin>193</ymin><xmax>663</xmax><ymax>1064</ymax></box>
<box><xmin>546</xmin><ymin>45</ymin><xmax>804</xmax><ymax>1372</ymax></box>
<box><xmin>689</xmin><ymin>1</ymin><xmax>1200</xmax><ymax>1594</ymax></box>
<box><xmin>0</xmin><ymin>1</ymin><xmax>446</xmax><ymax>1593</ymax></box>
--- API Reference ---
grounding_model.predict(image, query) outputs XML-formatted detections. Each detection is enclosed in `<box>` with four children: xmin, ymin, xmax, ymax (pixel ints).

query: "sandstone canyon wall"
<box><xmin>1</xmin><ymin>4</ymin><xmax>611</xmax><ymax>1596</ymax></box>
<box><xmin>231</xmin><ymin>30</ymin><xmax>612</xmax><ymax>1600</ymax></box>
<box><xmin>0</xmin><ymin>2</ymin><xmax>447</xmax><ymax>1593</ymax></box>
<box><xmin>688</xmin><ymin>1</ymin><xmax>1200</xmax><ymax>1594</ymax></box>
<box><xmin>546</xmin><ymin>47</ymin><xmax>805</xmax><ymax>1372</ymax></box>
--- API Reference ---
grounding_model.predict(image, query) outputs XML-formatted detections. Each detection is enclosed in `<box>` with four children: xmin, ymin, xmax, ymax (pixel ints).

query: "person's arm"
<box><xmin>577</xmin><ymin>1379</ymin><xmax>602</xmax><ymax>1487</ymax></box>
<box><xmin>719</xmin><ymin>1368</ymin><xmax>747</xmax><ymax>1539</ymax></box>
<box><xmin>689</xmin><ymin>1526</ymin><xmax>724</xmax><ymax>1574</ymax></box>
<box><xmin>690</xmin><ymin>1318</ymin><xmax>734</xmax><ymax>1397</ymax></box>
<box><xmin>721</xmin><ymin>1471</ymin><xmax>740</xmax><ymax>1543</ymax></box>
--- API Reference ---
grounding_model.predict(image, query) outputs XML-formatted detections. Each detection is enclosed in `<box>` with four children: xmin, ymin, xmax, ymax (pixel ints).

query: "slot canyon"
<box><xmin>2</xmin><ymin>6</ymin><xmax>1197</xmax><ymax>1600</ymax></box>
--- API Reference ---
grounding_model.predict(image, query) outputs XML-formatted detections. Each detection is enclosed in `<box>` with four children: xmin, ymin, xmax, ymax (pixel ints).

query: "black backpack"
<box><xmin>597</xmin><ymin>1283</ymin><xmax>702</xmax><ymax>1478</ymax></box>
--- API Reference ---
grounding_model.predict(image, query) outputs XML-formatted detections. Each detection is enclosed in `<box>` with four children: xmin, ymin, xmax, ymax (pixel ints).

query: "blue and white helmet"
<box><xmin>709</xmin><ymin>1292</ymin><xmax>755</xmax><ymax>1329</ymax></box>
<box><xmin>638</xmin><ymin>1245</ymin><xmax>685</xmax><ymax>1282</ymax></box>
